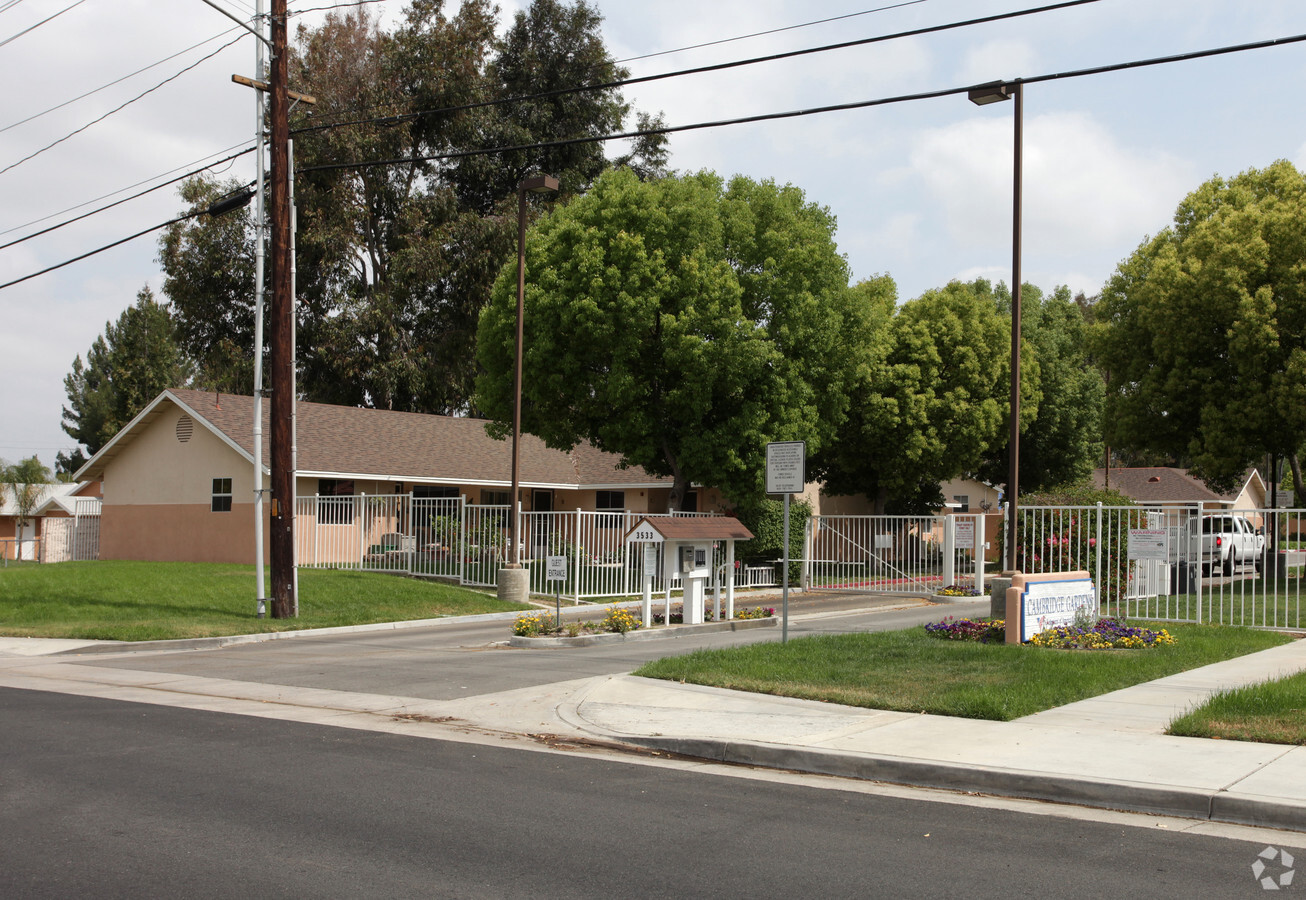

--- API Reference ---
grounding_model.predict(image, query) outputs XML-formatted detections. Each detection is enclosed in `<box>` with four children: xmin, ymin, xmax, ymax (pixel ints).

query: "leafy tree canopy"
<box><xmin>812</xmin><ymin>278</ymin><xmax>1025</xmax><ymax>514</ymax></box>
<box><xmin>977</xmin><ymin>281</ymin><xmax>1103</xmax><ymax>494</ymax></box>
<box><xmin>2</xmin><ymin>455</ymin><xmax>53</xmax><ymax>540</ymax></box>
<box><xmin>1091</xmin><ymin>159</ymin><xmax>1306</xmax><ymax>493</ymax></box>
<box><xmin>475</xmin><ymin>168</ymin><xmax>867</xmax><ymax>508</ymax></box>
<box><xmin>60</xmin><ymin>287</ymin><xmax>191</xmax><ymax>472</ymax></box>
<box><xmin>159</xmin><ymin>0</ymin><xmax>667</xmax><ymax>417</ymax></box>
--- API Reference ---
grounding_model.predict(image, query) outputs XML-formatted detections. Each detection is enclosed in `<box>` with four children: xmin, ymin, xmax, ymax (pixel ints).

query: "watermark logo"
<box><xmin>1252</xmin><ymin>846</ymin><xmax>1295</xmax><ymax>891</ymax></box>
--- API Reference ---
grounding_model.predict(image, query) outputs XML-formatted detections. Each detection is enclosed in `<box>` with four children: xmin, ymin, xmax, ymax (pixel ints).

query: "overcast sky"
<box><xmin>3</xmin><ymin>0</ymin><xmax>1305</xmax><ymax>471</ymax></box>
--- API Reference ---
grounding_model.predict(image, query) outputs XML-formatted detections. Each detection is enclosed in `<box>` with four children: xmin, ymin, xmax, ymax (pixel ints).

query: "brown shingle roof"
<box><xmin>1091</xmin><ymin>467</ymin><xmax>1247</xmax><ymax>504</ymax></box>
<box><xmin>84</xmin><ymin>389</ymin><xmax>672</xmax><ymax>489</ymax></box>
<box><xmin>627</xmin><ymin>516</ymin><xmax>753</xmax><ymax>541</ymax></box>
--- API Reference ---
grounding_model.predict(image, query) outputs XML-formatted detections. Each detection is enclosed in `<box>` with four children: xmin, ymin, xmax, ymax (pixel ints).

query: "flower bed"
<box><xmin>924</xmin><ymin>616</ymin><xmax>1005</xmax><ymax>643</ymax></box>
<box><xmin>512</xmin><ymin>604</ymin><xmax>640</xmax><ymax>638</ymax></box>
<box><xmin>934</xmin><ymin>585</ymin><xmax>981</xmax><ymax>597</ymax></box>
<box><xmin>651</xmin><ymin>604</ymin><xmax>775</xmax><ymax>625</ymax></box>
<box><xmin>924</xmin><ymin>615</ymin><xmax>1177</xmax><ymax>650</ymax></box>
<box><xmin>1029</xmin><ymin>617</ymin><xmax>1176</xmax><ymax>650</ymax></box>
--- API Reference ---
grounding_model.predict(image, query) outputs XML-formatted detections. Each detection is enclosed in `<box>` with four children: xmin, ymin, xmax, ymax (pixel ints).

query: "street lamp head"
<box><xmin>968</xmin><ymin>81</ymin><xmax>1014</xmax><ymax>106</ymax></box>
<box><xmin>519</xmin><ymin>174</ymin><xmax>560</xmax><ymax>194</ymax></box>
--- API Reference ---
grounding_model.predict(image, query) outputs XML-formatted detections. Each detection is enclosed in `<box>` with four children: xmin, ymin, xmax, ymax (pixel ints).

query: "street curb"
<box><xmin>508</xmin><ymin>616</ymin><xmax>778</xmax><ymax>649</ymax></box>
<box><xmin>608</xmin><ymin>734</ymin><xmax>1306</xmax><ymax>834</ymax></box>
<box><xmin>43</xmin><ymin>607</ymin><xmax>535</xmax><ymax>656</ymax></box>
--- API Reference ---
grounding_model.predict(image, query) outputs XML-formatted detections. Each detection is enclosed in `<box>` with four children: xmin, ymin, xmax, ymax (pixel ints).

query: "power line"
<box><xmin>0</xmin><ymin>0</ymin><xmax>86</xmax><ymax>49</ymax></box>
<box><xmin>11</xmin><ymin>23</ymin><xmax>1306</xmax><ymax>292</ymax></box>
<box><xmin>301</xmin><ymin>28</ymin><xmax>1306</xmax><ymax>176</ymax></box>
<box><xmin>0</xmin><ymin>32</ymin><xmax>249</xmax><ymax>176</ymax></box>
<box><xmin>0</xmin><ymin>145</ymin><xmax>257</xmax><ymax>251</ymax></box>
<box><xmin>612</xmin><ymin>0</ymin><xmax>933</xmax><ymax>67</ymax></box>
<box><xmin>1</xmin><ymin>25</ymin><xmax>245</xmax><ymax>134</ymax></box>
<box><xmin>0</xmin><ymin>209</ymin><xmax>204</xmax><ymax>292</ymax></box>
<box><xmin>293</xmin><ymin>0</ymin><xmax>1102</xmax><ymax>137</ymax></box>
<box><xmin>289</xmin><ymin>0</ymin><xmax>392</xmax><ymax>15</ymax></box>
<box><xmin>0</xmin><ymin>140</ymin><xmax>254</xmax><ymax>238</ymax></box>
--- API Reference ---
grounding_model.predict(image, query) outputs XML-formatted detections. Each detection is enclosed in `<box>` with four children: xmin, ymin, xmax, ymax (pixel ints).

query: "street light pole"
<box><xmin>968</xmin><ymin>80</ymin><xmax>1023</xmax><ymax>573</ymax></box>
<box><xmin>508</xmin><ymin>174</ymin><xmax>559</xmax><ymax>569</ymax></box>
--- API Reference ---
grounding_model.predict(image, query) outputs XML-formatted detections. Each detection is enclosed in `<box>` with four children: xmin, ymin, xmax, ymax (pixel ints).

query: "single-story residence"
<box><xmin>76</xmin><ymin>389</ymin><xmax>726</xmax><ymax>564</ymax></box>
<box><xmin>1093</xmin><ymin>467</ymin><xmax>1267</xmax><ymax>511</ymax></box>
<box><xmin>1</xmin><ymin>481</ymin><xmax>100</xmax><ymax>561</ymax></box>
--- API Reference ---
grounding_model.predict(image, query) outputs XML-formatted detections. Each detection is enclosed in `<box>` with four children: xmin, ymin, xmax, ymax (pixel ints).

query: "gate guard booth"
<box><xmin>626</xmin><ymin>517</ymin><xmax>754</xmax><ymax>626</ymax></box>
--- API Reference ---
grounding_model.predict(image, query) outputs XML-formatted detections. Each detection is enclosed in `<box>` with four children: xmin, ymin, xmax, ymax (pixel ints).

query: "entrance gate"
<box><xmin>804</xmin><ymin>514</ymin><xmax>986</xmax><ymax>596</ymax></box>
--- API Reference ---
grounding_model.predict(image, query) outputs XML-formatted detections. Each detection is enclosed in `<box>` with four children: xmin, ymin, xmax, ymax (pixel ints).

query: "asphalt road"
<box><xmin>2</xmin><ymin>687</ymin><xmax>1293</xmax><ymax>900</ymax></box>
<box><xmin>70</xmin><ymin>597</ymin><xmax>982</xmax><ymax>701</ymax></box>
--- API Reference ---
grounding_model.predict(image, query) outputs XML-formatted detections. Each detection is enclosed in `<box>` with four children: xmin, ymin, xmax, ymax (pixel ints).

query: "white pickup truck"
<box><xmin>1191</xmin><ymin>514</ymin><xmax>1265</xmax><ymax>576</ymax></box>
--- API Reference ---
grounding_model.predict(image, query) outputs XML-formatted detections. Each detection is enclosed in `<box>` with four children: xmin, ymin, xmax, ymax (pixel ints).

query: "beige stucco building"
<box><xmin>77</xmin><ymin>389</ymin><xmax>723</xmax><ymax>564</ymax></box>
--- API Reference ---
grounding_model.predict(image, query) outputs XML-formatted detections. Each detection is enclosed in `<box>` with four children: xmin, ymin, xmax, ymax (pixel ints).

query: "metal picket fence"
<box><xmin>294</xmin><ymin>494</ymin><xmax>774</xmax><ymax>602</ymax></box>
<box><xmin>803</xmin><ymin>513</ymin><xmax>987</xmax><ymax>596</ymax></box>
<box><xmin>1009</xmin><ymin>504</ymin><xmax>1303</xmax><ymax>630</ymax></box>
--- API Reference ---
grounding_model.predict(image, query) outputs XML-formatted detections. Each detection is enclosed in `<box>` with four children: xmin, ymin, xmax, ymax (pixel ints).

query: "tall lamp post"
<box><xmin>507</xmin><ymin>174</ymin><xmax>559</xmax><ymax>577</ymax></box>
<box><xmin>968</xmin><ymin>80</ymin><xmax>1023</xmax><ymax>573</ymax></box>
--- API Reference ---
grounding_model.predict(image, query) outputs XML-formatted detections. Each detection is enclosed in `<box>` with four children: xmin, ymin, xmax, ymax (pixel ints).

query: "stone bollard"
<box><xmin>989</xmin><ymin>575</ymin><xmax>1013</xmax><ymax>620</ymax></box>
<box><xmin>497</xmin><ymin>566</ymin><xmax>530</xmax><ymax>605</ymax></box>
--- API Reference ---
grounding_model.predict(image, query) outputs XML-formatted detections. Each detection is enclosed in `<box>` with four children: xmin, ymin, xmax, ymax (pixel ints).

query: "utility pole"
<box><xmin>268</xmin><ymin>0</ymin><xmax>295</xmax><ymax>618</ymax></box>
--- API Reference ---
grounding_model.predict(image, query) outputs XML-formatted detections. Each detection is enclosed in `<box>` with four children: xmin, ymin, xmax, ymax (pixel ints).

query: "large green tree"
<box><xmin>1092</xmin><ymin>160</ymin><xmax>1306</xmax><ymax>492</ymax></box>
<box><xmin>158</xmin><ymin>176</ymin><xmax>258</xmax><ymax>394</ymax></box>
<box><xmin>812</xmin><ymin>278</ymin><xmax>1029</xmax><ymax>513</ymax></box>
<box><xmin>976</xmin><ymin>282</ymin><xmax>1103</xmax><ymax>493</ymax></box>
<box><xmin>60</xmin><ymin>287</ymin><xmax>191</xmax><ymax>471</ymax></box>
<box><xmin>475</xmin><ymin>168</ymin><xmax>867</xmax><ymax>508</ymax></box>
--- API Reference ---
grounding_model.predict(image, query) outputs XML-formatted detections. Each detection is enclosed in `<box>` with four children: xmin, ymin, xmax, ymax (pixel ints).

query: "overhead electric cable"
<box><xmin>292</xmin><ymin>0</ymin><xmax>1101</xmax><ymax>136</ymax></box>
<box><xmin>289</xmin><ymin>0</ymin><xmax>392</xmax><ymax>15</ymax></box>
<box><xmin>0</xmin><ymin>182</ymin><xmax>253</xmax><ymax>292</ymax></box>
<box><xmin>0</xmin><ymin>140</ymin><xmax>255</xmax><ymax>237</ymax></box>
<box><xmin>0</xmin><ymin>210</ymin><xmax>204</xmax><ymax>292</ymax></box>
<box><xmin>0</xmin><ymin>145</ymin><xmax>257</xmax><ymax>250</ymax></box>
<box><xmin>1</xmin><ymin>25</ymin><xmax>245</xmax><ymax>134</ymax></box>
<box><xmin>0</xmin><ymin>32</ymin><xmax>249</xmax><ymax>176</ymax></box>
<box><xmin>612</xmin><ymin>0</ymin><xmax>933</xmax><ymax>66</ymax></box>
<box><xmin>301</xmin><ymin>28</ymin><xmax>1306</xmax><ymax>176</ymax></box>
<box><xmin>0</xmin><ymin>0</ymin><xmax>85</xmax><ymax>49</ymax></box>
<box><xmin>14</xmin><ymin>25</ymin><xmax>1305</xmax><ymax>292</ymax></box>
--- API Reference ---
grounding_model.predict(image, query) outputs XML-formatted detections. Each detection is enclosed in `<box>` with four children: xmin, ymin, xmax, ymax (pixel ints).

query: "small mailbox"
<box><xmin>625</xmin><ymin>516</ymin><xmax>754</xmax><ymax>625</ymax></box>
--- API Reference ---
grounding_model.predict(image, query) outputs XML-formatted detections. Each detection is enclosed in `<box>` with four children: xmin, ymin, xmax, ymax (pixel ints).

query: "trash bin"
<box><xmin>1170</xmin><ymin>560</ymin><xmax>1195</xmax><ymax>594</ymax></box>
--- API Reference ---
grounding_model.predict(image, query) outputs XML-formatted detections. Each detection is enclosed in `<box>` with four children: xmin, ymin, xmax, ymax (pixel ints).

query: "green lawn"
<box><xmin>1168</xmin><ymin>668</ymin><xmax>1306</xmax><ymax>744</ymax></box>
<box><xmin>633</xmin><ymin>622</ymin><xmax>1292</xmax><ymax>722</ymax></box>
<box><xmin>0</xmin><ymin>560</ymin><xmax>532</xmax><ymax>641</ymax></box>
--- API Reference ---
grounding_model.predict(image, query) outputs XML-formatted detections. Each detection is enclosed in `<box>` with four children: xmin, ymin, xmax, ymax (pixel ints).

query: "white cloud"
<box><xmin>954</xmin><ymin>39</ymin><xmax>1039</xmax><ymax>86</ymax></box>
<box><xmin>909</xmin><ymin>110</ymin><xmax>1194</xmax><ymax>252</ymax></box>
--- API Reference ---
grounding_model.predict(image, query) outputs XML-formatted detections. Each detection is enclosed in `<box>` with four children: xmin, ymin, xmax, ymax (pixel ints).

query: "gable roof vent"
<box><xmin>176</xmin><ymin>414</ymin><xmax>194</xmax><ymax>443</ymax></box>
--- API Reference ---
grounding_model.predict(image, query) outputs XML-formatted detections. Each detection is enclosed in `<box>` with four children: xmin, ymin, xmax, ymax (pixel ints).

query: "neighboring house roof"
<box><xmin>1</xmin><ymin>482</ymin><xmax>77</xmax><ymax>517</ymax></box>
<box><xmin>33</xmin><ymin>483</ymin><xmax>100</xmax><ymax>517</ymax></box>
<box><xmin>77</xmin><ymin>389</ymin><xmax>673</xmax><ymax>491</ymax></box>
<box><xmin>1091</xmin><ymin>467</ymin><xmax>1264</xmax><ymax>506</ymax></box>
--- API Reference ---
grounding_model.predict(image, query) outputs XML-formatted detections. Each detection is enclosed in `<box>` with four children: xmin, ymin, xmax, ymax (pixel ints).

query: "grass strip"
<box><xmin>633</xmin><ymin>623</ymin><xmax>1291</xmax><ymax>721</ymax></box>
<box><xmin>1167</xmin><ymin>668</ymin><xmax>1306</xmax><ymax>744</ymax></box>
<box><xmin>0</xmin><ymin>560</ymin><xmax>531</xmax><ymax>641</ymax></box>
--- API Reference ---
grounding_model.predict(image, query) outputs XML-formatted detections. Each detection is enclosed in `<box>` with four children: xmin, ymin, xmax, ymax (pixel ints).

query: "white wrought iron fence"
<box><xmin>804</xmin><ymin>514</ymin><xmax>986</xmax><ymax>596</ymax></box>
<box><xmin>294</xmin><ymin>496</ymin><xmax>769</xmax><ymax>602</ymax></box>
<box><xmin>1009</xmin><ymin>504</ymin><xmax>1303</xmax><ymax>630</ymax></box>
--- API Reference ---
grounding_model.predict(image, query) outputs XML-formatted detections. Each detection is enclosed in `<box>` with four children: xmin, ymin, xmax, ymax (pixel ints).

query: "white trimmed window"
<box><xmin>212</xmin><ymin>478</ymin><xmax>233</xmax><ymax>512</ymax></box>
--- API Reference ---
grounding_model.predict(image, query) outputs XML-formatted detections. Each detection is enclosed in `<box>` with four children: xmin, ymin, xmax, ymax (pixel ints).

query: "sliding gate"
<box><xmin>805</xmin><ymin>514</ymin><xmax>986</xmax><ymax>596</ymax></box>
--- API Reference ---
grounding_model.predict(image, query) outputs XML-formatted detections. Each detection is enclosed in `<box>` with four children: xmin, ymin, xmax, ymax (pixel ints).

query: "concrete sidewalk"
<box><xmin>560</xmin><ymin>637</ymin><xmax>1306</xmax><ymax>832</ymax></box>
<box><xmin>1</xmin><ymin>616</ymin><xmax>1304</xmax><ymax>834</ymax></box>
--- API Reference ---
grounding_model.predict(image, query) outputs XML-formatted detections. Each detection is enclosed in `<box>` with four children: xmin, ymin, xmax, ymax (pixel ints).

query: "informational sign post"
<box><xmin>546</xmin><ymin>555</ymin><xmax>567</xmax><ymax>625</ymax></box>
<box><xmin>766</xmin><ymin>441</ymin><xmax>805</xmax><ymax>643</ymax></box>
